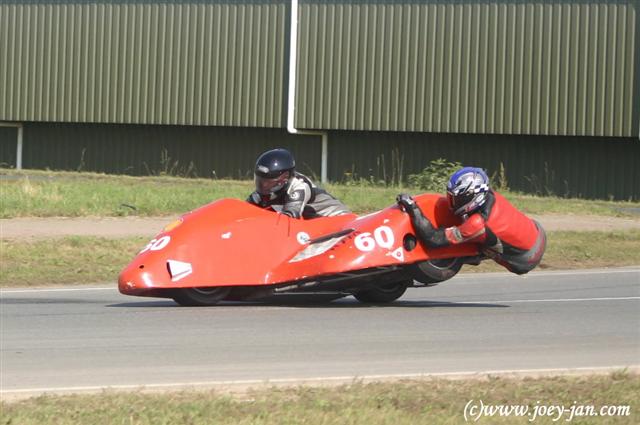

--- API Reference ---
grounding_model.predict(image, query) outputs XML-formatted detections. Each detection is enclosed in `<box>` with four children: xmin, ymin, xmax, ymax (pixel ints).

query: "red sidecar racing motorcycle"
<box><xmin>118</xmin><ymin>194</ymin><xmax>479</xmax><ymax>306</ymax></box>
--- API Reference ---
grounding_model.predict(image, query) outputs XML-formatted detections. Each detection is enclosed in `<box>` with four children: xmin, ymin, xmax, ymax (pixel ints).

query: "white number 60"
<box><xmin>140</xmin><ymin>236</ymin><xmax>171</xmax><ymax>253</ymax></box>
<box><xmin>354</xmin><ymin>226</ymin><xmax>394</xmax><ymax>252</ymax></box>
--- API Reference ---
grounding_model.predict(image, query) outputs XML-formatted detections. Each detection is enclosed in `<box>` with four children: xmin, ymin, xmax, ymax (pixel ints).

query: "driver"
<box><xmin>247</xmin><ymin>148</ymin><xmax>350</xmax><ymax>219</ymax></box>
<box><xmin>396</xmin><ymin>167</ymin><xmax>546</xmax><ymax>275</ymax></box>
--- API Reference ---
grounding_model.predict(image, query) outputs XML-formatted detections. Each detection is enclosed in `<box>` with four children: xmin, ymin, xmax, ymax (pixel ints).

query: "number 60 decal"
<box><xmin>354</xmin><ymin>226</ymin><xmax>395</xmax><ymax>252</ymax></box>
<box><xmin>140</xmin><ymin>236</ymin><xmax>171</xmax><ymax>253</ymax></box>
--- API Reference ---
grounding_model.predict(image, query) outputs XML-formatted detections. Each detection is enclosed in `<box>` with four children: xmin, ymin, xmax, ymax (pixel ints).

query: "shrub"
<box><xmin>407</xmin><ymin>158</ymin><xmax>462</xmax><ymax>193</ymax></box>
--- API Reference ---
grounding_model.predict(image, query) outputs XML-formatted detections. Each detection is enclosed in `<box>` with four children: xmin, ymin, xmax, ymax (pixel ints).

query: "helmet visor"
<box><xmin>447</xmin><ymin>190</ymin><xmax>474</xmax><ymax>214</ymax></box>
<box><xmin>447</xmin><ymin>192</ymin><xmax>456</xmax><ymax>210</ymax></box>
<box><xmin>255</xmin><ymin>172</ymin><xmax>289</xmax><ymax>195</ymax></box>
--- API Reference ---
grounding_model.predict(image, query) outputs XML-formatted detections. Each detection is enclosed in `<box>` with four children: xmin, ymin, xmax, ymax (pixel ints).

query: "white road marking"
<box><xmin>454</xmin><ymin>267</ymin><xmax>640</xmax><ymax>282</ymax></box>
<box><xmin>0</xmin><ymin>287</ymin><xmax>115</xmax><ymax>294</ymax></box>
<box><xmin>444</xmin><ymin>296</ymin><xmax>640</xmax><ymax>305</ymax></box>
<box><xmin>2</xmin><ymin>267</ymin><xmax>639</xmax><ymax>294</ymax></box>
<box><xmin>1</xmin><ymin>268</ymin><xmax>637</xmax><ymax>298</ymax></box>
<box><xmin>2</xmin><ymin>365</ymin><xmax>638</xmax><ymax>397</ymax></box>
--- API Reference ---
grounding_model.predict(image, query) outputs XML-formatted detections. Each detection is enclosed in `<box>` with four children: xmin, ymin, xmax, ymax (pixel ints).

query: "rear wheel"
<box><xmin>172</xmin><ymin>287</ymin><xmax>231</xmax><ymax>306</ymax></box>
<box><xmin>353</xmin><ymin>281</ymin><xmax>409</xmax><ymax>304</ymax></box>
<box><xmin>410</xmin><ymin>258</ymin><xmax>463</xmax><ymax>284</ymax></box>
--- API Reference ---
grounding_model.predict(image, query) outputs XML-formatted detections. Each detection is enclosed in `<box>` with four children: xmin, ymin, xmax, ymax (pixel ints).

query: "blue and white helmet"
<box><xmin>446</xmin><ymin>167</ymin><xmax>491</xmax><ymax>216</ymax></box>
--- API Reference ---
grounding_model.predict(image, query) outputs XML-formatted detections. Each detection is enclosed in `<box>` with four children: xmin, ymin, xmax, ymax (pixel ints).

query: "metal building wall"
<box><xmin>0</xmin><ymin>123</ymin><xmax>637</xmax><ymax>200</ymax></box>
<box><xmin>2</xmin><ymin>123</ymin><xmax>320</xmax><ymax>178</ymax></box>
<box><xmin>2</xmin><ymin>1</ymin><xmax>637</xmax><ymax>136</ymax></box>
<box><xmin>0</xmin><ymin>126</ymin><xmax>17</xmax><ymax>167</ymax></box>
<box><xmin>0</xmin><ymin>1</ymin><xmax>638</xmax><ymax>200</ymax></box>
<box><xmin>296</xmin><ymin>0</ymin><xmax>639</xmax><ymax>136</ymax></box>
<box><xmin>0</xmin><ymin>0</ymin><xmax>287</xmax><ymax>127</ymax></box>
<box><xmin>328</xmin><ymin>131</ymin><xmax>640</xmax><ymax>201</ymax></box>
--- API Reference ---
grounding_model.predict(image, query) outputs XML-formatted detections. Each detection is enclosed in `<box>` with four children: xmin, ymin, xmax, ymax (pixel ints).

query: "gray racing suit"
<box><xmin>247</xmin><ymin>172</ymin><xmax>350</xmax><ymax>219</ymax></box>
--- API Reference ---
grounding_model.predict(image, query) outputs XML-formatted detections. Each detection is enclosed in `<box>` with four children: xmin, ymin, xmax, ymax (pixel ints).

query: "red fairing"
<box><xmin>485</xmin><ymin>191</ymin><xmax>539</xmax><ymax>250</ymax></box>
<box><xmin>118</xmin><ymin>195</ymin><xmax>478</xmax><ymax>296</ymax></box>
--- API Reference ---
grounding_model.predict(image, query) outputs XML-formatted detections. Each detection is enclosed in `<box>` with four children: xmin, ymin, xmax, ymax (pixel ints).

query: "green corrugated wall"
<box><xmin>0</xmin><ymin>126</ymin><xmax>17</xmax><ymax>167</ymax></box>
<box><xmin>0</xmin><ymin>123</ymin><xmax>320</xmax><ymax>177</ymax></box>
<box><xmin>1</xmin><ymin>1</ymin><xmax>639</xmax><ymax>200</ymax></box>
<box><xmin>1</xmin><ymin>1</ymin><xmax>638</xmax><ymax>136</ymax></box>
<box><xmin>0</xmin><ymin>123</ymin><xmax>638</xmax><ymax>200</ymax></box>
<box><xmin>297</xmin><ymin>0</ymin><xmax>638</xmax><ymax>136</ymax></box>
<box><xmin>0</xmin><ymin>0</ymin><xmax>287</xmax><ymax>127</ymax></box>
<box><xmin>328</xmin><ymin>131</ymin><xmax>640</xmax><ymax>201</ymax></box>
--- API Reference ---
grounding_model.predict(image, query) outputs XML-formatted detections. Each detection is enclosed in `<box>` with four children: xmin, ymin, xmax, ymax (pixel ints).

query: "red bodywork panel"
<box><xmin>118</xmin><ymin>194</ymin><xmax>478</xmax><ymax>296</ymax></box>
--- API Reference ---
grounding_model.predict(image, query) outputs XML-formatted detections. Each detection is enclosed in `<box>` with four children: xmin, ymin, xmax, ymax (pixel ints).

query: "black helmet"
<box><xmin>254</xmin><ymin>148</ymin><xmax>296</xmax><ymax>195</ymax></box>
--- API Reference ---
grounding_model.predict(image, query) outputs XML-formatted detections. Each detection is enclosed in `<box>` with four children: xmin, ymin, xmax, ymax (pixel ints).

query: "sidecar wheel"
<box><xmin>410</xmin><ymin>258</ymin><xmax>463</xmax><ymax>284</ymax></box>
<box><xmin>172</xmin><ymin>287</ymin><xmax>231</xmax><ymax>306</ymax></box>
<box><xmin>354</xmin><ymin>281</ymin><xmax>409</xmax><ymax>304</ymax></box>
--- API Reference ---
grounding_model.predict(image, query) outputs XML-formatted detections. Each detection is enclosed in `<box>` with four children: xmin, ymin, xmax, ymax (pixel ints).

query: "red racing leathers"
<box><xmin>405</xmin><ymin>191</ymin><xmax>546</xmax><ymax>274</ymax></box>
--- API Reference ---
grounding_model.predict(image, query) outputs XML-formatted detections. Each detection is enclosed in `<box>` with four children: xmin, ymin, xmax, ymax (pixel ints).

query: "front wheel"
<box><xmin>172</xmin><ymin>287</ymin><xmax>231</xmax><ymax>306</ymax></box>
<box><xmin>353</xmin><ymin>281</ymin><xmax>409</xmax><ymax>304</ymax></box>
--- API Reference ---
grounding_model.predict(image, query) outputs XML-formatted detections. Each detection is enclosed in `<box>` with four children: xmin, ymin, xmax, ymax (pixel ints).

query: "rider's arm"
<box><xmin>247</xmin><ymin>192</ymin><xmax>261</xmax><ymax>205</ymax></box>
<box><xmin>282</xmin><ymin>185</ymin><xmax>312</xmax><ymax>219</ymax></box>
<box><xmin>405</xmin><ymin>205</ymin><xmax>487</xmax><ymax>248</ymax></box>
<box><xmin>442</xmin><ymin>214</ymin><xmax>487</xmax><ymax>245</ymax></box>
<box><xmin>403</xmin><ymin>205</ymin><xmax>448</xmax><ymax>248</ymax></box>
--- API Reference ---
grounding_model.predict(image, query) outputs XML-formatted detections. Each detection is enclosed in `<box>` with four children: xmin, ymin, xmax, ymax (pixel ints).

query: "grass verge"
<box><xmin>1</xmin><ymin>169</ymin><xmax>638</xmax><ymax>218</ymax></box>
<box><xmin>1</xmin><ymin>231</ymin><xmax>638</xmax><ymax>287</ymax></box>
<box><xmin>2</xmin><ymin>373</ymin><xmax>639</xmax><ymax>424</ymax></box>
<box><xmin>0</xmin><ymin>236</ymin><xmax>147</xmax><ymax>287</ymax></box>
<box><xmin>464</xmin><ymin>230</ymin><xmax>640</xmax><ymax>273</ymax></box>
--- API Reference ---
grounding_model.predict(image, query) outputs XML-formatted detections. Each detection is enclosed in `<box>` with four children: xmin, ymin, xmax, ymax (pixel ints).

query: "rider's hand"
<box><xmin>396</xmin><ymin>193</ymin><xmax>416</xmax><ymax>212</ymax></box>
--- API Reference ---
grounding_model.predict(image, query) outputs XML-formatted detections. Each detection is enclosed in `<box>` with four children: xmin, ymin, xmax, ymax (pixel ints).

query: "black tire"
<box><xmin>410</xmin><ymin>258</ymin><xmax>463</xmax><ymax>284</ymax></box>
<box><xmin>172</xmin><ymin>287</ymin><xmax>232</xmax><ymax>306</ymax></box>
<box><xmin>354</xmin><ymin>281</ymin><xmax>409</xmax><ymax>304</ymax></box>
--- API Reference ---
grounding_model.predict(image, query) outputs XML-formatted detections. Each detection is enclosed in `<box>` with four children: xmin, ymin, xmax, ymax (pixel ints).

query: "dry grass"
<box><xmin>1</xmin><ymin>231</ymin><xmax>638</xmax><ymax>288</ymax></box>
<box><xmin>463</xmin><ymin>230</ymin><xmax>640</xmax><ymax>273</ymax></box>
<box><xmin>0</xmin><ymin>236</ymin><xmax>146</xmax><ymax>287</ymax></box>
<box><xmin>2</xmin><ymin>168</ymin><xmax>637</xmax><ymax>218</ymax></box>
<box><xmin>2</xmin><ymin>373</ymin><xmax>638</xmax><ymax>424</ymax></box>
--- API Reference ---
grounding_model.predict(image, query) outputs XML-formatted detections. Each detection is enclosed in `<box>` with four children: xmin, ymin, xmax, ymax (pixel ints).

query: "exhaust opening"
<box><xmin>403</xmin><ymin>234</ymin><xmax>417</xmax><ymax>251</ymax></box>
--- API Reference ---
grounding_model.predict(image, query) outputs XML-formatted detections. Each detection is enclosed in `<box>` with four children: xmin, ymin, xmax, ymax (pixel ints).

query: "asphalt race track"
<box><xmin>1</xmin><ymin>268</ymin><xmax>639</xmax><ymax>398</ymax></box>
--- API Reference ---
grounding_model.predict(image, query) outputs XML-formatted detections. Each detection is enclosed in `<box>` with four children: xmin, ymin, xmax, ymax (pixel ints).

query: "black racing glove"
<box><xmin>397</xmin><ymin>194</ymin><xmax>442</xmax><ymax>246</ymax></box>
<box><xmin>396</xmin><ymin>193</ymin><xmax>417</xmax><ymax>213</ymax></box>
